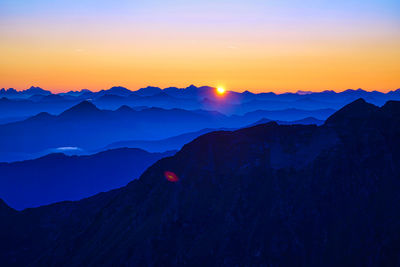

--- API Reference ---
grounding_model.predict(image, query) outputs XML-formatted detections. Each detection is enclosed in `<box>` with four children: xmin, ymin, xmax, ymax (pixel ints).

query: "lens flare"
<box><xmin>164</xmin><ymin>171</ymin><xmax>179</xmax><ymax>182</ymax></box>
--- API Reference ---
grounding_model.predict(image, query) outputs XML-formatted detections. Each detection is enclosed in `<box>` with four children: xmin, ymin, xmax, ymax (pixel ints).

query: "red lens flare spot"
<box><xmin>164</xmin><ymin>171</ymin><xmax>179</xmax><ymax>182</ymax></box>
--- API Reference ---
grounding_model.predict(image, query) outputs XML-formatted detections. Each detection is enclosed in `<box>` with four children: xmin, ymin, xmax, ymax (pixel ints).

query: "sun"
<box><xmin>216</xmin><ymin>87</ymin><xmax>226</xmax><ymax>95</ymax></box>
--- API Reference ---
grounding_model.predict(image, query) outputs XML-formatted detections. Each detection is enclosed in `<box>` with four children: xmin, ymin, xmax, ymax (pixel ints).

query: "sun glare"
<box><xmin>216</xmin><ymin>87</ymin><xmax>226</xmax><ymax>95</ymax></box>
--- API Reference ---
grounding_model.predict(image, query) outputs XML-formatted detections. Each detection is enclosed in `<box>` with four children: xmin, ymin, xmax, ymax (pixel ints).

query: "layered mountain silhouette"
<box><xmin>0</xmin><ymin>101</ymin><xmax>331</xmax><ymax>162</ymax></box>
<box><xmin>102</xmin><ymin>117</ymin><xmax>324</xmax><ymax>153</ymax></box>
<box><xmin>101</xmin><ymin>128</ymin><xmax>232</xmax><ymax>153</ymax></box>
<box><xmin>1</xmin><ymin>99</ymin><xmax>400</xmax><ymax>266</ymax></box>
<box><xmin>0</xmin><ymin>148</ymin><xmax>175</xmax><ymax>210</ymax></box>
<box><xmin>2</xmin><ymin>85</ymin><xmax>400</xmax><ymax>120</ymax></box>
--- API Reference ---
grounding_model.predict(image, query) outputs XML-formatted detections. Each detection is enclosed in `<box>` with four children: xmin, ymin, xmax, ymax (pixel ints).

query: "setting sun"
<box><xmin>216</xmin><ymin>87</ymin><xmax>226</xmax><ymax>95</ymax></box>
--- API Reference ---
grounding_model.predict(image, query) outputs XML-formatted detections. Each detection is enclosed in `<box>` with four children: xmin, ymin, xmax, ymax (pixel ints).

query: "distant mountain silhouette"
<box><xmin>236</xmin><ymin>108</ymin><xmax>335</xmax><ymax>122</ymax></box>
<box><xmin>103</xmin><ymin>117</ymin><xmax>325</xmax><ymax>153</ymax></box>
<box><xmin>133</xmin><ymin>86</ymin><xmax>163</xmax><ymax>96</ymax></box>
<box><xmin>2</xmin><ymin>86</ymin><xmax>400</xmax><ymax>120</ymax></box>
<box><xmin>248</xmin><ymin>116</ymin><xmax>324</xmax><ymax>127</ymax></box>
<box><xmin>0</xmin><ymin>102</ymin><xmax>229</xmax><ymax>161</ymax></box>
<box><xmin>1</xmin><ymin>99</ymin><xmax>400</xmax><ymax>266</ymax></box>
<box><xmin>0</xmin><ymin>101</ymin><xmax>335</xmax><ymax>162</ymax></box>
<box><xmin>59</xmin><ymin>100</ymin><xmax>101</xmax><ymax>117</ymax></box>
<box><xmin>102</xmin><ymin>128</ymin><xmax>231</xmax><ymax>152</ymax></box>
<box><xmin>0</xmin><ymin>148</ymin><xmax>175</xmax><ymax>210</ymax></box>
<box><xmin>0</xmin><ymin>86</ymin><xmax>51</xmax><ymax>98</ymax></box>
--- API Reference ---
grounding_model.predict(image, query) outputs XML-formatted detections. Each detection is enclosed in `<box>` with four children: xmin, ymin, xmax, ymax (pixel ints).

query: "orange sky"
<box><xmin>1</xmin><ymin>0</ymin><xmax>399</xmax><ymax>93</ymax></box>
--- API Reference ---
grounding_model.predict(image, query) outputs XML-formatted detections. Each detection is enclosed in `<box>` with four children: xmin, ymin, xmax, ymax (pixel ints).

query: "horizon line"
<box><xmin>1</xmin><ymin>85</ymin><xmax>400</xmax><ymax>95</ymax></box>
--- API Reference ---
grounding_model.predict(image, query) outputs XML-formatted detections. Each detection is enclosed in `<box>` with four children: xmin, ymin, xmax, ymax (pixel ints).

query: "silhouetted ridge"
<box><xmin>60</xmin><ymin>101</ymin><xmax>100</xmax><ymax>116</ymax></box>
<box><xmin>0</xmin><ymin>199</ymin><xmax>16</xmax><ymax>216</ymax></box>
<box><xmin>115</xmin><ymin>105</ymin><xmax>134</xmax><ymax>112</ymax></box>
<box><xmin>25</xmin><ymin>112</ymin><xmax>55</xmax><ymax>122</ymax></box>
<box><xmin>134</xmin><ymin>86</ymin><xmax>162</xmax><ymax>96</ymax></box>
<box><xmin>24</xmin><ymin>86</ymin><xmax>51</xmax><ymax>95</ymax></box>
<box><xmin>324</xmin><ymin>98</ymin><xmax>378</xmax><ymax>127</ymax></box>
<box><xmin>381</xmin><ymin>100</ymin><xmax>400</xmax><ymax>115</ymax></box>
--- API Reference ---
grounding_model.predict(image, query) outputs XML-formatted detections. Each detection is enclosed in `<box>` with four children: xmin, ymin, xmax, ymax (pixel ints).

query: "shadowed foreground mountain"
<box><xmin>0</xmin><ymin>148</ymin><xmax>175</xmax><ymax>210</ymax></box>
<box><xmin>1</xmin><ymin>99</ymin><xmax>400</xmax><ymax>266</ymax></box>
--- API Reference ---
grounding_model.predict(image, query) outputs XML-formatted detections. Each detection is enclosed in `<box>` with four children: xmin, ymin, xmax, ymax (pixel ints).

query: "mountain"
<box><xmin>2</xmin><ymin>86</ymin><xmax>400</xmax><ymax>119</ymax></box>
<box><xmin>23</xmin><ymin>86</ymin><xmax>52</xmax><ymax>96</ymax></box>
<box><xmin>236</xmin><ymin>108</ymin><xmax>335</xmax><ymax>122</ymax></box>
<box><xmin>97</xmin><ymin>86</ymin><xmax>133</xmax><ymax>97</ymax></box>
<box><xmin>59</xmin><ymin>100</ymin><xmax>101</xmax><ymax>118</ymax></box>
<box><xmin>133</xmin><ymin>86</ymin><xmax>163</xmax><ymax>96</ymax></box>
<box><xmin>0</xmin><ymin>96</ymin><xmax>80</xmax><ymax>119</ymax></box>
<box><xmin>0</xmin><ymin>101</ymin><xmax>335</xmax><ymax>162</ymax></box>
<box><xmin>104</xmin><ymin>117</ymin><xmax>324</xmax><ymax>153</ymax></box>
<box><xmin>0</xmin><ymin>102</ymin><xmax>229</xmax><ymax>162</ymax></box>
<box><xmin>102</xmin><ymin>128</ymin><xmax>231</xmax><ymax>152</ymax></box>
<box><xmin>248</xmin><ymin>116</ymin><xmax>324</xmax><ymax>127</ymax></box>
<box><xmin>1</xmin><ymin>99</ymin><xmax>400</xmax><ymax>266</ymax></box>
<box><xmin>0</xmin><ymin>86</ymin><xmax>51</xmax><ymax>99</ymax></box>
<box><xmin>0</xmin><ymin>148</ymin><xmax>175</xmax><ymax>210</ymax></box>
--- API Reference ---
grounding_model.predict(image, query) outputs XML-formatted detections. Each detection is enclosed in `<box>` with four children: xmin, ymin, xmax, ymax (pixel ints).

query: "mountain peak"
<box><xmin>25</xmin><ymin>112</ymin><xmax>54</xmax><ymax>122</ymax></box>
<box><xmin>24</xmin><ymin>86</ymin><xmax>52</xmax><ymax>95</ymax></box>
<box><xmin>116</xmin><ymin>105</ymin><xmax>134</xmax><ymax>113</ymax></box>
<box><xmin>107</xmin><ymin>86</ymin><xmax>131</xmax><ymax>93</ymax></box>
<box><xmin>324</xmin><ymin>98</ymin><xmax>378</xmax><ymax>127</ymax></box>
<box><xmin>60</xmin><ymin>101</ymin><xmax>100</xmax><ymax>117</ymax></box>
<box><xmin>134</xmin><ymin>86</ymin><xmax>162</xmax><ymax>96</ymax></box>
<box><xmin>185</xmin><ymin>84</ymin><xmax>198</xmax><ymax>91</ymax></box>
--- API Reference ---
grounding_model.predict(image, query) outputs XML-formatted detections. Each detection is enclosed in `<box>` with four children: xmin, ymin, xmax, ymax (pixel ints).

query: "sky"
<box><xmin>0</xmin><ymin>0</ymin><xmax>399</xmax><ymax>93</ymax></box>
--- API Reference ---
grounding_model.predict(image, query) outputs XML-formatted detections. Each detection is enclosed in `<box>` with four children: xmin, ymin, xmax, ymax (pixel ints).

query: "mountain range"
<box><xmin>0</xmin><ymin>148</ymin><xmax>175</xmax><ymax>210</ymax></box>
<box><xmin>0</xmin><ymin>101</ymin><xmax>332</xmax><ymax>162</ymax></box>
<box><xmin>1</xmin><ymin>98</ymin><xmax>400</xmax><ymax>266</ymax></box>
<box><xmin>1</xmin><ymin>85</ymin><xmax>400</xmax><ymax>120</ymax></box>
<box><xmin>102</xmin><ymin>117</ymin><xmax>324</xmax><ymax>153</ymax></box>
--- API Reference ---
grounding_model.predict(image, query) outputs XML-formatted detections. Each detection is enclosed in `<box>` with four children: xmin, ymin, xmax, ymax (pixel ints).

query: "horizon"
<box><xmin>2</xmin><ymin>84</ymin><xmax>400</xmax><ymax>95</ymax></box>
<box><xmin>1</xmin><ymin>0</ymin><xmax>399</xmax><ymax>93</ymax></box>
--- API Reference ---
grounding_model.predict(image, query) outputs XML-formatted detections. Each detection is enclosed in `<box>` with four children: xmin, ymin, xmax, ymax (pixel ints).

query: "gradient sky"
<box><xmin>1</xmin><ymin>0</ymin><xmax>399</xmax><ymax>93</ymax></box>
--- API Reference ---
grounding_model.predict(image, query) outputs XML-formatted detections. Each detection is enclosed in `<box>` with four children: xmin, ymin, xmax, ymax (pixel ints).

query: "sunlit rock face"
<box><xmin>1</xmin><ymin>99</ymin><xmax>400</xmax><ymax>266</ymax></box>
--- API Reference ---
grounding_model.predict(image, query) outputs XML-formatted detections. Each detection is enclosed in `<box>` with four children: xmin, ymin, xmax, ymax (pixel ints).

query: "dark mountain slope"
<box><xmin>1</xmin><ymin>99</ymin><xmax>400</xmax><ymax>266</ymax></box>
<box><xmin>0</xmin><ymin>199</ymin><xmax>16</xmax><ymax>217</ymax></box>
<box><xmin>0</xmin><ymin>148</ymin><xmax>175</xmax><ymax>210</ymax></box>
